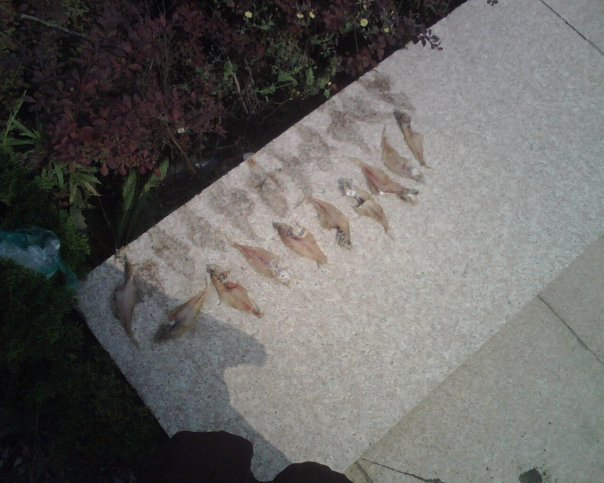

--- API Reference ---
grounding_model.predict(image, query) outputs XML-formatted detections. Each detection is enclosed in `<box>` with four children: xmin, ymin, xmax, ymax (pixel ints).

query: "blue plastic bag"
<box><xmin>0</xmin><ymin>226</ymin><xmax>78</xmax><ymax>288</ymax></box>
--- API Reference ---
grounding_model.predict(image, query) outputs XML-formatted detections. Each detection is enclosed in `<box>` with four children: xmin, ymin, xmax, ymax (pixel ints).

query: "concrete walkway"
<box><xmin>78</xmin><ymin>0</ymin><xmax>604</xmax><ymax>480</ymax></box>
<box><xmin>346</xmin><ymin>236</ymin><xmax>604</xmax><ymax>482</ymax></box>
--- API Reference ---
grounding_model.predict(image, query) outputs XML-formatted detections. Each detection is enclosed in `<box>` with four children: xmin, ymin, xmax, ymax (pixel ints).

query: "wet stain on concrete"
<box><xmin>148</xmin><ymin>227</ymin><xmax>197</xmax><ymax>280</ymax></box>
<box><xmin>297</xmin><ymin>125</ymin><xmax>334</xmax><ymax>172</ymax></box>
<box><xmin>136</xmin><ymin>258</ymin><xmax>164</xmax><ymax>294</ymax></box>
<box><xmin>267</xmin><ymin>146</ymin><xmax>313</xmax><ymax>196</ymax></box>
<box><xmin>208</xmin><ymin>184</ymin><xmax>258</xmax><ymax>239</ymax></box>
<box><xmin>359</xmin><ymin>71</ymin><xmax>414</xmax><ymax>112</ymax></box>
<box><xmin>246</xmin><ymin>160</ymin><xmax>289</xmax><ymax>217</ymax></box>
<box><xmin>181</xmin><ymin>207</ymin><xmax>228</xmax><ymax>251</ymax></box>
<box><xmin>327</xmin><ymin>109</ymin><xmax>372</xmax><ymax>153</ymax></box>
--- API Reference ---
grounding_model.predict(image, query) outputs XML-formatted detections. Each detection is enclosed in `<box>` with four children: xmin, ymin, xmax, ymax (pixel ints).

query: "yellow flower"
<box><xmin>360</xmin><ymin>18</ymin><xmax>369</xmax><ymax>27</ymax></box>
<box><xmin>383</xmin><ymin>26</ymin><xmax>390</xmax><ymax>33</ymax></box>
<box><xmin>309</xmin><ymin>11</ymin><xmax>316</xmax><ymax>19</ymax></box>
<box><xmin>296</xmin><ymin>12</ymin><xmax>304</xmax><ymax>19</ymax></box>
<box><xmin>244</xmin><ymin>11</ymin><xmax>253</xmax><ymax>19</ymax></box>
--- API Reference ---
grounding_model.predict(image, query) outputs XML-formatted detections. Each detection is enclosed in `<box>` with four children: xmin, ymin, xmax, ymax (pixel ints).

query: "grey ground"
<box><xmin>78</xmin><ymin>0</ymin><xmax>604</xmax><ymax>480</ymax></box>
<box><xmin>346</xmin><ymin>237</ymin><xmax>604</xmax><ymax>482</ymax></box>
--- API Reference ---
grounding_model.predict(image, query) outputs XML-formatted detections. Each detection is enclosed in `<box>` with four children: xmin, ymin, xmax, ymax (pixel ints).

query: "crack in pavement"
<box><xmin>353</xmin><ymin>461</ymin><xmax>376</xmax><ymax>483</ymax></box>
<box><xmin>538</xmin><ymin>0</ymin><xmax>604</xmax><ymax>56</ymax></box>
<box><xmin>537</xmin><ymin>295</ymin><xmax>604</xmax><ymax>367</ymax></box>
<box><xmin>360</xmin><ymin>458</ymin><xmax>445</xmax><ymax>483</ymax></box>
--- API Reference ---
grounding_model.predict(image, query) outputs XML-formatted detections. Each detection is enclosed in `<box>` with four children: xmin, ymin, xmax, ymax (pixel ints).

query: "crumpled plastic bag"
<box><xmin>0</xmin><ymin>226</ymin><xmax>78</xmax><ymax>288</ymax></box>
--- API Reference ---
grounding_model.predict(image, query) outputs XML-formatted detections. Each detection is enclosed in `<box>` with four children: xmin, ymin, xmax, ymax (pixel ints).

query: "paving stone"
<box><xmin>78</xmin><ymin>0</ymin><xmax>604</xmax><ymax>478</ymax></box>
<box><xmin>348</xmin><ymin>297</ymin><xmax>604</xmax><ymax>482</ymax></box>
<box><xmin>540</xmin><ymin>235</ymin><xmax>604</xmax><ymax>360</ymax></box>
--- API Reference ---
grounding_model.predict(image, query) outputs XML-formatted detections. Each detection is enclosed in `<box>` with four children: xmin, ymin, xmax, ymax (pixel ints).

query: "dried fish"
<box><xmin>393</xmin><ymin>110</ymin><xmax>427</xmax><ymax>167</ymax></box>
<box><xmin>247</xmin><ymin>158</ymin><xmax>289</xmax><ymax>217</ymax></box>
<box><xmin>351</xmin><ymin>158</ymin><xmax>419</xmax><ymax>203</ymax></box>
<box><xmin>111</xmin><ymin>259</ymin><xmax>140</xmax><ymax>347</ymax></box>
<box><xmin>230</xmin><ymin>241</ymin><xmax>290</xmax><ymax>286</ymax></box>
<box><xmin>154</xmin><ymin>284</ymin><xmax>210</xmax><ymax>342</ymax></box>
<box><xmin>272</xmin><ymin>221</ymin><xmax>328</xmax><ymax>265</ymax></box>
<box><xmin>338</xmin><ymin>179</ymin><xmax>389</xmax><ymax>233</ymax></box>
<box><xmin>307</xmin><ymin>197</ymin><xmax>351</xmax><ymax>249</ymax></box>
<box><xmin>207</xmin><ymin>265</ymin><xmax>263</xmax><ymax>318</ymax></box>
<box><xmin>382</xmin><ymin>127</ymin><xmax>424</xmax><ymax>183</ymax></box>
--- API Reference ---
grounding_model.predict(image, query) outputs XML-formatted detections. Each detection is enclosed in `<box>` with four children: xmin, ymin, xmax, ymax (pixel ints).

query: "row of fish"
<box><xmin>111</xmin><ymin>110</ymin><xmax>428</xmax><ymax>346</ymax></box>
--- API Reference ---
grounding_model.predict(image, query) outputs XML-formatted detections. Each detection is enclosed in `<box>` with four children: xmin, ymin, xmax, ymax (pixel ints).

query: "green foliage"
<box><xmin>0</xmin><ymin>102</ymin><xmax>165</xmax><ymax>481</ymax></box>
<box><xmin>116</xmin><ymin>158</ymin><xmax>168</xmax><ymax>246</ymax></box>
<box><xmin>37</xmin><ymin>161</ymin><xmax>101</xmax><ymax>230</ymax></box>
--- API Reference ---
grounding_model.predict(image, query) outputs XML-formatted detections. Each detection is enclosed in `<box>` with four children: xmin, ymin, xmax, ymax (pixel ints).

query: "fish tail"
<box><xmin>123</xmin><ymin>325</ymin><xmax>140</xmax><ymax>347</ymax></box>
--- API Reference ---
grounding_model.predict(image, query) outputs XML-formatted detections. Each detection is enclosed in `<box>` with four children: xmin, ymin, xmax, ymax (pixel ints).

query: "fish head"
<box><xmin>275</xmin><ymin>268</ymin><xmax>291</xmax><ymax>286</ymax></box>
<box><xmin>401</xmin><ymin>188</ymin><xmax>420</xmax><ymax>204</ymax></box>
<box><xmin>336</xmin><ymin>229</ymin><xmax>352</xmax><ymax>249</ymax></box>
<box><xmin>393</xmin><ymin>110</ymin><xmax>412</xmax><ymax>129</ymax></box>
<box><xmin>206</xmin><ymin>264</ymin><xmax>226</xmax><ymax>281</ymax></box>
<box><xmin>338</xmin><ymin>178</ymin><xmax>357</xmax><ymax>197</ymax></box>
<box><xmin>410</xmin><ymin>167</ymin><xmax>425</xmax><ymax>183</ymax></box>
<box><xmin>272</xmin><ymin>221</ymin><xmax>287</xmax><ymax>234</ymax></box>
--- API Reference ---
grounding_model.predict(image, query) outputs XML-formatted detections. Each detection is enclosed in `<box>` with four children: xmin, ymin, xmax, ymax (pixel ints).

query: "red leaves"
<box><xmin>5</xmin><ymin>0</ymin><xmax>445</xmax><ymax>178</ymax></box>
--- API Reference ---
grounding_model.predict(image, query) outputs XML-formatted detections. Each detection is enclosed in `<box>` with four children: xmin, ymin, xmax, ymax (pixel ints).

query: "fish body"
<box><xmin>393</xmin><ymin>110</ymin><xmax>427</xmax><ymax>167</ymax></box>
<box><xmin>231</xmin><ymin>242</ymin><xmax>290</xmax><ymax>286</ymax></box>
<box><xmin>338</xmin><ymin>179</ymin><xmax>389</xmax><ymax>233</ymax></box>
<box><xmin>154</xmin><ymin>286</ymin><xmax>210</xmax><ymax>342</ymax></box>
<box><xmin>207</xmin><ymin>265</ymin><xmax>263</xmax><ymax>318</ymax></box>
<box><xmin>382</xmin><ymin>128</ymin><xmax>424</xmax><ymax>183</ymax></box>
<box><xmin>272</xmin><ymin>222</ymin><xmax>327</xmax><ymax>265</ymax></box>
<box><xmin>308</xmin><ymin>197</ymin><xmax>351</xmax><ymax>249</ymax></box>
<box><xmin>352</xmin><ymin>158</ymin><xmax>419</xmax><ymax>204</ymax></box>
<box><xmin>111</xmin><ymin>260</ymin><xmax>140</xmax><ymax>347</ymax></box>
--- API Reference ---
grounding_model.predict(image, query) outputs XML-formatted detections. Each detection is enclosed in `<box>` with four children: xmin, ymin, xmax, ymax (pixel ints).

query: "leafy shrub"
<box><xmin>0</xmin><ymin>105</ymin><xmax>165</xmax><ymax>480</ymax></box>
<box><xmin>2</xmin><ymin>0</ymin><xmax>447</xmax><ymax>180</ymax></box>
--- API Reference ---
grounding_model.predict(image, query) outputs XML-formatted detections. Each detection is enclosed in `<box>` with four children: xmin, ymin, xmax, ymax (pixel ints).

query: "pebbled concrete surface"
<box><xmin>78</xmin><ymin>0</ymin><xmax>604</xmax><ymax>479</ymax></box>
<box><xmin>346</xmin><ymin>238</ymin><xmax>604</xmax><ymax>482</ymax></box>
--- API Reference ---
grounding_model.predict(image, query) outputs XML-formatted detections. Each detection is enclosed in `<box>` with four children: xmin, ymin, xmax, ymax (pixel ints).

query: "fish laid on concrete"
<box><xmin>338</xmin><ymin>179</ymin><xmax>389</xmax><ymax>233</ymax></box>
<box><xmin>352</xmin><ymin>158</ymin><xmax>419</xmax><ymax>204</ymax></box>
<box><xmin>307</xmin><ymin>197</ymin><xmax>351</xmax><ymax>249</ymax></box>
<box><xmin>154</xmin><ymin>284</ymin><xmax>210</xmax><ymax>342</ymax></box>
<box><xmin>207</xmin><ymin>265</ymin><xmax>263</xmax><ymax>318</ymax></box>
<box><xmin>230</xmin><ymin>241</ymin><xmax>290</xmax><ymax>286</ymax></box>
<box><xmin>272</xmin><ymin>222</ymin><xmax>327</xmax><ymax>265</ymax></box>
<box><xmin>111</xmin><ymin>258</ymin><xmax>140</xmax><ymax>347</ymax></box>
<box><xmin>382</xmin><ymin>127</ymin><xmax>424</xmax><ymax>183</ymax></box>
<box><xmin>393</xmin><ymin>110</ymin><xmax>427</xmax><ymax>167</ymax></box>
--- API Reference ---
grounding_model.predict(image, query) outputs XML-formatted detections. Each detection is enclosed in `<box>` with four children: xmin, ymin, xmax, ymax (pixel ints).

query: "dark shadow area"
<box><xmin>138</xmin><ymin>430</ymin><xmax>352</xmax><ymax>483</ymax></box>
<box><xmin>81</xmin><ymin>262</ymin><xmax>292</xmax><ymax>480</ymax></box>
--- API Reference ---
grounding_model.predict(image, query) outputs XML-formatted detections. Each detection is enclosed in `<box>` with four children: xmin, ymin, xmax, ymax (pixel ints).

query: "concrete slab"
<box><xmin>346</xmin><ymin>297</ymin><xmax>604</xmax><ymax>482</ymax></box>
<box><xmin>542</xmin><ymin>0</ymin><xmax>604</xmax><ymax>53</ymax></box>
<box><xmin>78</xmin><ymin>0</ymin><xmax>604</xmax><ymax>479</ymax></box>
<box><xmin>540</xmin><ymin>235</ymin><xmax>604</xmax><ymax>360</ymax></box>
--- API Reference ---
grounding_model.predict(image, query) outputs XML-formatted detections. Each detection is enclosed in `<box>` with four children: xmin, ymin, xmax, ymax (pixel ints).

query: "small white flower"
<box><xmin>177</xmin><ymin>127</ymin><xmax>186</xmax><ymax>134</ymax></box>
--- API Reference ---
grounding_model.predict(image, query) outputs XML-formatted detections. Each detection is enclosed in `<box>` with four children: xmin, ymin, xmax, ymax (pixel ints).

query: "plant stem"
<box><xmin>19</xmin><ymin>14</ymin><xmax>88</xmax><ymax>39</ymax></box>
